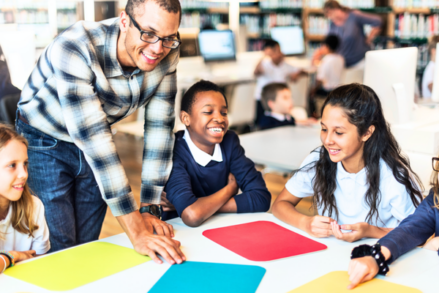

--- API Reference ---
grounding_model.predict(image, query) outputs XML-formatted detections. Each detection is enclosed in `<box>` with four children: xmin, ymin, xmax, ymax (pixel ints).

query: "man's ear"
<box><xmin>119</xmin><ymin>11</ymin><xmax>129</xmax><ymax>33</ymax></box>
<box><xmin>180</xmin><ymin>110</ymin><xmax>190</xmax><ymax>127</ymax></box>
<box><xmin>362</xmin><ymin>125</ymin><xmax>376</xmax><ymax>142</ymax></box>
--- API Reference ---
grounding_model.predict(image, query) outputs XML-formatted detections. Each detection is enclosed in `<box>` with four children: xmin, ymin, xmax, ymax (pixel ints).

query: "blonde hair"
<box><xmin>0</xmin><ymin>123</ymin><xmax>39</xmax><ymax>239</ymax></box>
<box><xmin>431</xmin><ymin>157</ymin><xmax>439</xmax><ymax>209</ymax></box>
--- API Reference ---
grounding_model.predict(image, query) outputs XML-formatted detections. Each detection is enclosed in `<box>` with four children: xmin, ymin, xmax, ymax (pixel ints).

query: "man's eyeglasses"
<box><xmin>433</xmin><ymin>157</ymin><xmax>439</xmax><ymax>171</ymax></box>
<box><xmin>127</xmin><ymin>13</ymin><xmax>181</xmax><ymax>49</ymax></box>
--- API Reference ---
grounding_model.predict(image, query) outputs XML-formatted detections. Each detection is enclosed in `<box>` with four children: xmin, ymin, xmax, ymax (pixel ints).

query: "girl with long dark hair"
<box><xmin>272</xmin><ymin>83</ymin><xmax>423</xmax><ymax>242</ymax></box>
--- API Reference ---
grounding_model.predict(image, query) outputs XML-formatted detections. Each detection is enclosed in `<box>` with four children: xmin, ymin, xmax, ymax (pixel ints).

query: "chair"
<box><xmin>227</xmin><ymin>81</ymin><xmax>256</xmax><ymax>130</ymax></box>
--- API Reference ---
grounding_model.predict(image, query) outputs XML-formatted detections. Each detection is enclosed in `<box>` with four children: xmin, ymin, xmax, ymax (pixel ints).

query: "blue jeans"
<box><xmin>16</xmin><ymin>119</ymin><xmax>107</xmax><ymax>252</ymax></box>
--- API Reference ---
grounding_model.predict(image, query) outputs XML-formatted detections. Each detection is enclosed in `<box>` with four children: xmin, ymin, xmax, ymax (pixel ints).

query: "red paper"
<box><xmin>202</xmin><ymin>221</ymin><xmax>327</xmax><ymax>261</ymax></box>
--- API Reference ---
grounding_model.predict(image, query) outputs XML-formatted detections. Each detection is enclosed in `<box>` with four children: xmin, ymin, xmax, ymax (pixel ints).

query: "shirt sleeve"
<box><xmin>386</xmin><ymin>174</ymin><xmax>417</xmax><ymax>222</ymax></box>
<box><xmin>30</xmin><ymin>197</ymin><xmax>50</xmax><ymax>255</ymax></box>
<box><xmin>140</xmin><ymin>51</ymin><xmax>179</xmax><ymax>204</ymax></box>
<box><xmin>164</xmin><ymin>153</ymin><xmax>198</xmax><ymax>217</ymax></box>
<box><xmin>50</xmin><ymin>38</ymin><xmax>136</xmax><ymax>217</ymax></box>
<box><xmin>285</xmin><ymin>149</ymin><xmax>320</xmax><ymax>198</ymax></box>
<box><xmin>352</xmin><ymin>10</ymin><xmax>382</xmax><ymax>27</ymax></box>
<box><xmin>379</xmin><ymin>190</ymin><xmax>437</xmax><ymax>263</ymax></box>
<box><xmin>229</xmin><ymin>133</ymin><xmax>271</xmax><ymax>213</ymax></box>
<box><xmin>316</xmin><ymin>59</ymin><xmax>328</xmax><ymax>82</ymax></box>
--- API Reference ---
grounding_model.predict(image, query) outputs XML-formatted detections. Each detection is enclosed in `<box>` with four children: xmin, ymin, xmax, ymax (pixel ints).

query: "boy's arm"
<box><xmin>228</xmin><ymin>133</ymin><xmax>271</xmax><ymax>213</ymax></box>
<box><xmin>254</xmin><ymin>58</ymin><xmax>265</xmax><ymax>76</ymax></box>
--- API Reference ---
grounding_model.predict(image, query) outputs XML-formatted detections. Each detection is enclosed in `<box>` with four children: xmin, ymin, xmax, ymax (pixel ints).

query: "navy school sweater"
<box><xmin>379</xmin><ymin>189</ymin><xmax>439</xmax><ymax>263</ymax></box>
<box><xmin>163</xmin><ymin>130</ymin><xmax>271</xmax><ymax>220</ymax></box>
<box><xmin>259</xmin><ymin>113</ymin><xmax>296</xmax><ymax>130</ymax></box>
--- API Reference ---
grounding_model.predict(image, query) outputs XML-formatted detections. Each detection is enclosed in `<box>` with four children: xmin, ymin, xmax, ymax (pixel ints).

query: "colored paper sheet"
<box><xmin>202</xmin><ymin>220</ymin><xmax>327</xmax><ymax>261</ymax></box>
<box><xmin>5</xmin><ymin>242</ymin><xmax>151</xmax><ymax>291</ymax></box>
<box><xmin>148</xmin><ymin>261</ymin><xmax>266</xmax><ymax>293</ymax></box>
<box><xmin>288</xmin><ymin>271</ymin><xmax>422</xmax><ymax>293</ymax></box>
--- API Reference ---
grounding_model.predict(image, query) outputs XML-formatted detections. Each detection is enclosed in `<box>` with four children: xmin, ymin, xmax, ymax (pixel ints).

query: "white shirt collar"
<box><xmin>336</xmin><ymin>162</ymin><xmax>367</xmax><ymax>186</ymax></box>
<box><xmin>264</xmin><ymin>111</ymin><xmax>293</xmax><ymax>122</ymax></box>
<box><xmin>183</xmin><ymin>129</ymin><xmax>223</xmax><ymax>167</ymax></box>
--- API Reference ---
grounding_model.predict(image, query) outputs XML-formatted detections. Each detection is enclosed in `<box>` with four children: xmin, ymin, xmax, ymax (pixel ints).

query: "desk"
<box><xmin>1</xmin><ymin>213</ymin><xmax>438</xmax><ymax>292</ymax></box>
<box><xmin>239</xmin><ymin>126</ymin><xmax>321</xmax><ymax>172</ymax></box>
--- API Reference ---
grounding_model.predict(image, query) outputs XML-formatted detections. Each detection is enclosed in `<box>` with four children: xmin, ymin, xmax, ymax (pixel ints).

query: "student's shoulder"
<box><xmin>222</xmin><ymin>130</ymin><xmax>240</xmax><ymax>146</ymax></box>
<box><xmin>172</xmin><ymin>131</ymin><xmax>191</xmax><ymax>161</ymax></box>
<box><xmin>30</xmin><ymin>196</ymin><xmax>46</xmax><ymax>218</ymax></box>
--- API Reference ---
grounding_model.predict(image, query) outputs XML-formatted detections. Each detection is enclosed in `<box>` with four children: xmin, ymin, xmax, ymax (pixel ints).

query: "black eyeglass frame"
<box><xmin>432</xmin><ymin>157</ymin><xmax>439</xmax><ymax>172</ymax></box>
<box><xmin>127</xmin><ymin>13</ymin><xmax>181</xmax><ymax>49</ymax></box>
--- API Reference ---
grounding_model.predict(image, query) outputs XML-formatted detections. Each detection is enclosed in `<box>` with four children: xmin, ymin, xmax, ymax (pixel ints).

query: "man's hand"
<box><xmin>117</xmin><ymin>211</ymin><xmax>185</xmax><ymax>264</ymax></box>
<box><xmin>141</xmin><ymin>211</ymin><xmax>174</xmax><ymax>238</ymax></box>
<box><xmin>331</xmin><ymin>221</ymin><xmax>370</xmax><ymax>243</ymax></box>
<box><xmin>160</xmin><ymin>191</ymin><xmax>176</xmax><ymax>212</ymax></box>
<box><xmin>347</xmin><ymin>256</ymin><xmax>379</xmax><ymax>289</ymax></box>
<box><xmin>304</xmin><ymin>215</ymin><xmax>334</xmax><ymax>238</ymax></box>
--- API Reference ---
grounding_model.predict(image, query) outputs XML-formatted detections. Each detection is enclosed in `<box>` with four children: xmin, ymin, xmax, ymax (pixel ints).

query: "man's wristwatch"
<box><xmin>139</xmin><ymin>205</ymin><xmax>163</xmax><ymax>220</ymax></box>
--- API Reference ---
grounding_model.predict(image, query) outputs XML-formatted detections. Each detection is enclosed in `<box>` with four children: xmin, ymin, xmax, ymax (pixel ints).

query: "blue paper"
<box><xmin>148</xmin><ymin>261</ymin><xmax>266</xmax><ymax>293</ymax></box>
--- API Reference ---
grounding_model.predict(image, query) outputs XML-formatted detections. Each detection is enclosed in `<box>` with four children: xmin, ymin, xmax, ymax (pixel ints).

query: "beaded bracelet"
<box><xmin>351</xmin><ymin>243</ymin><xmax>389</xmax><ymax>276</ymax></box>
<box><xmin>0</xmin><ymin>251</ymin><xmax>14</xmax><ymax>268</ymax></box>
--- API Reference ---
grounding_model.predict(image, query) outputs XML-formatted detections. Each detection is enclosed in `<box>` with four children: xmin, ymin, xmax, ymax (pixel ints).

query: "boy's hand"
<box><xmin>347</xmin><ymin>256</ymin><xmax>379</xmax><ymax>289</ymax></box>
<box><xmin>160</xmin><ymin>191</ymin><xmax>176</xmax><ymax>212</ymax></box>
<box><xmin>227</xmin><ymin>173</ymin><xmax>239</xmax><ymax>196</ymax></box>
<box><xmin>424</xmin><ymin>236</ymin><xmax>439</xmax><ymax>251</ymax></box>
<box><xmin>9</xmin><ymin>250</ymin><xmax>36</xmax><ymax>263</ymax></box>
<box><xmin>304</xmin><ymin>215</ymin><xmax>334</xmax><ymax>238</ymax></box>
<box><xmin>331</xmin><ymin>221</ymin><xmax>370</xmax><ymax>243</ymax></box>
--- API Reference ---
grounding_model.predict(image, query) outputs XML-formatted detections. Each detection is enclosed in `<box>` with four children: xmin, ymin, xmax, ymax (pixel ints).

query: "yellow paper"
<box><xmin>288</xmin><ymin>271</ymin><xmax>421</xmax><ymax>293</ymax></box>
<box><xmin>5</xmin><ymin>242</ymin><xmax>151</xmax><ymax>291</ymax></box>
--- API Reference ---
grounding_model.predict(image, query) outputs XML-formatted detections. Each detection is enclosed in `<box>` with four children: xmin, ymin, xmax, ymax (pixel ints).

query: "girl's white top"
<box><xmin>0</xmin><ymin>196</ymin><xmax>50</xmax><ymax>254</ymax></box>
<box><xmin>285</xmin><ymin>149</ymin><xmax>417</xmax><ymax>227</ymax></box>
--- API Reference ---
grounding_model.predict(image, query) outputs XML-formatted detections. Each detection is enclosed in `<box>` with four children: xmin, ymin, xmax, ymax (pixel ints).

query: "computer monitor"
<box><xmin>431</xmin><ymin>43</ymin><xmax>439</xmax><ymax>102</ymax></box>
<box><xmin>270</xmin><ymin>26</ymin><xmax>305</xmax><ymax>56</ymax></box>
<box><xmin>364</xmin><ymin>47</ymin><xmax>418</xmax><ymax>124</ymax></box>
<box><xmin>198</xmin><ymin>30</ymin><xmax>236</xmax><ymax>62</ymax></box>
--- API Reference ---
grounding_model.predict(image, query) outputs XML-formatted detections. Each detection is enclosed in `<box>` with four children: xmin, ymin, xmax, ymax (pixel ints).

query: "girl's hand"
<box><xmin>423</xmin><ymin>236</ymin><xmax>439</xmax><ymax>251</ymax></box>
<box><xmin>305</xmin><ymin>215</ymin><xmax>334</xmax><ymax>238</ymax></box>
<box><xmin>9</xmin><ymin>250</ymin><xmax>36</xmax><ymax>263</ymax></box>
<box><xmin>347</xmin><ymin>256</ymin><xmax>379</xmax><ymax>289</ymax></box>
<box><xmin>331</xmin><ymin>221</ymin><xmax>370</xmax><ymax>243</ymax></box>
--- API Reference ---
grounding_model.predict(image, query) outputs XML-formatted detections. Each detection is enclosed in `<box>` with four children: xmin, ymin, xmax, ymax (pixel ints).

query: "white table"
<box><xmin>1</xmin><ymin>213</ymin><xmax>438</xmax><ymax>292</ymax></box>
<box><xmin>239</xmin><ymin>126</ymin><xmax>322</xmax><ymax>172</ymax></box>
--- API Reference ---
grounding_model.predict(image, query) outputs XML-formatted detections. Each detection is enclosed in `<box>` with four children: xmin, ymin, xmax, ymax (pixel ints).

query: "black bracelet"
<box><xmin>351</xmin><ymin>243</ymin><xmax>389</xmax><ymax>276</ymax></box>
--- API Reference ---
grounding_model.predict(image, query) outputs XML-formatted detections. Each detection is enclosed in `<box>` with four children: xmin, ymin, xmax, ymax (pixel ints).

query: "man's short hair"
<box><xmin>428</xmin><ymin>35</ymin><xmax>439</xmax><ymax>52</ymax></box>
<box><xmin>181</xmin><ymin>80</ymin><xmax>228</xmax><ymax>114</ymax></box>
<box><xmin>324</xmin><ymin>34</ymin><xmax>340</xmax><ymax>52</ymax></box>
<box><xmin>261</xmin><ymin>83</ymin><xmax>289</xmax><ymax>111</ymax></box>
<box><xmin>263</xmin><ymin>39</ymin><xmax>280</xmax><ymax>50</ymax></box>
<box><xmin>125</xmin><ymin>0</ymin><xmax>181</xmax><ymax>23</ymax></box>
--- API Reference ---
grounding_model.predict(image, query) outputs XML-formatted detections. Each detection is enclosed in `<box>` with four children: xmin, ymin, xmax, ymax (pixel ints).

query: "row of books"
<box><xmin>393</xmin><ymin>0</ymin><xmax>439</xmax><ymax>8</ymax></box>
<box><xmin>57</xmin><ymin>11</ymin><xmax>77</xmax><ymax>29</ymax></box>
<box><xmin>0</xmin><ymin>10</ymin><xmax>13</xmax><ymax>24</ymax></box>
<box><xmin>259</xmin><ymin>0</ymin><xmax>304</xmax><ymax>8</ymax></box>
<box><xmin>395</xmin><ymin>13</ymin><xmax>439</xmax><ymax>38</ymax></box>
<box><xmin>16</xmin><ymin>9</ymin><xmax>48</xmax><ymax>24</ymax></box>
<box><xmin>180</xmin><ymin>13</ymin><xmax>223</xmax><ymax>29</ymax></box>
<box><xmin>240</xmin><ymin>14</ymin><xmax>302</xmax><ymax>36</ymax></box>
<box><xmin>307</xmin><ymin>16</ymin><xmax>330</xmax><ymax>35</ymax></box>
<box><xmin>179</xmin><ymin>0</ymin><xmax>228</xmax><ymax>9</ymax></box>
<box><xmin>304</xmin><ymin>0</ymin><xmax>376</xmax><ymax>8</ymax></box>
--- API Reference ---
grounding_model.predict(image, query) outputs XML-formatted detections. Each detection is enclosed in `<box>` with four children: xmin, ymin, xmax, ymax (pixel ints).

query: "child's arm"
<box><xmin>228</xmin><ymin>133</ymin><xmax>271</xmax><ymax>213</ymax></box>
<box><xmin>254</xmin><ymin>58</ymin><xmax>265</xmax><ymax>76</ymax></box>
<box><xmin>423</xmin><ymin>236</ymin><xmax>439</xmax><ymax>251</ymax></box>
<box><xmin>272</xmin><ymin>187</ymin><xmax>334</xmax><ymax>238</ymax></box>
<box><xmin>181</xmin><ymin>173</ymin><xmax>238</xmax><ymax>227</ymax></box>
<box><xmin>1</xmin><ymin>250</ymin><xmax>36</xmax><ymax>273</ymax></box>
<box><xmin>331</xmin><ymin>221</ymin><xmax>392</xmax><ymax>243</ymax></box>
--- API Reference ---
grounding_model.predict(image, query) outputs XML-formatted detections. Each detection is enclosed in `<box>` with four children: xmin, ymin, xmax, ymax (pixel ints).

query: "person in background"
<box><xmin>309</xmin><ymin>35</ymin><xmax>345</xmax><ymax>117</ymax></box>
<box><xmin>312</xmin><ymin>0</ymin><xmax>382</xmax><ymax>69</ymax></box>
<box><xmin>16</xmin><ymin>0</ymin><xmax>185</xmax><ymax>264</ymax></box>
<box><xmin>164</xmin><ymin>80</ymin><xmax>271</xmax><ymax>227</ymax></box>
<box><xmin>422</xmin><ymin>36</ymin><xmax>439</xmax><ymax>98</ymax></box>
<box><xmin>259</xmin><ymin>83</ymin><xmax>316</xmax><ymax>130</ymax></box>
<box><xmin>0</xmin><ymin>45</ymin><xmax>20</xmax><ymax>125</ymax></box>
<box><xmin>272</xmin><ymin>84</ymin><xmax>423</xmax><ymax>242</ymax></box>
<box><xmin>346</xmin><ymin>155</ymin><xmax>439</xmax><ymax>289</ymax></box>
<box><xmin>0</xmin><ymin>124</ymin><xmax>50</xmax><ymax>274</ymax></box>
<box><xmin>254</xmin><ymin>39</ymin><xmax>305</xmax><ymax>124</ymax></box>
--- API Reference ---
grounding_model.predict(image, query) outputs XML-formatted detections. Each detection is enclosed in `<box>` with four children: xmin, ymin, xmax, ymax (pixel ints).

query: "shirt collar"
<box><xmin>183</xmin><ymin>129</ymin><xmax>223</xmax><ymax>167</ymax></box>
<box><xmin>264</xmin><ymin>111</ymin><xmax>293</xmax><ymax>122</ymax></box>
<box><xmin>0</xmin><ymin>203</ymin><xmax>12</xmax><ymax>228</ymax></box>
<box><xmin>336</xmin><ymin>162</ymin><xmax>367</xmax><ymax>186</ymax></box>
<box><xmin>104</xmin><ymin>18</ymin><xmax>141</xmax><ymax>78</ymax></box>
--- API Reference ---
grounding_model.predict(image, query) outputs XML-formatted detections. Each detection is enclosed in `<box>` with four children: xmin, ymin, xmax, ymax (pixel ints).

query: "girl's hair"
<box><xmin>0</xmin><ymin>123</ymin><xmax>39</xmax><ymax>239</ymax></box>
<box><xmin>323</xmin><ymin>0</ymin><xmax>351</xmax><ymax>13</ymax></box>
<box><xmin>431</xmin><ymin>158</ymin><xmax>439</xmax><ymax>209</ymax></box>
<box><xmin>310</xmin><ymin>84</ymin><xmax>423</xmax><ymax>224</ymax></box>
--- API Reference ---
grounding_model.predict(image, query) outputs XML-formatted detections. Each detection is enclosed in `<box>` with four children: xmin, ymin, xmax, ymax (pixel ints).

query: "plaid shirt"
<box><xmin>18</xmin><ymin>18</ymin><xmax>179</xmax><ymax>217</ymax></box>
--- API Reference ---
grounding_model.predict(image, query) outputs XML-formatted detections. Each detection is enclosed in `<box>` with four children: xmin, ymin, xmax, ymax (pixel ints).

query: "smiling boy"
<box><xmin>16</xmin><ymin>0</ymin><xmax>185</xmax><ymax>264</ymax></box>
<box><xmin>164</xmin><ymin>80</ymin><xmax>271</xmax><ymax>227</ymax></box>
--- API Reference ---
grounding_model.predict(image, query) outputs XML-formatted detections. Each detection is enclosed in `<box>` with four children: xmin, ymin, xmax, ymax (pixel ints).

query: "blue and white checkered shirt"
<box><xmin>18</xmin><ymin>18</ymin><xmax>179</xmax><ymax>217</ymax></box>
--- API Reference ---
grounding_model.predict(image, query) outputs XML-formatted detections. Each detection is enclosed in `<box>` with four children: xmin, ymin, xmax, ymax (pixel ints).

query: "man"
<box><xmin>16</xmin><ymin>0</ymin><xmax>184</xmax><ymax>265</ymax></box>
